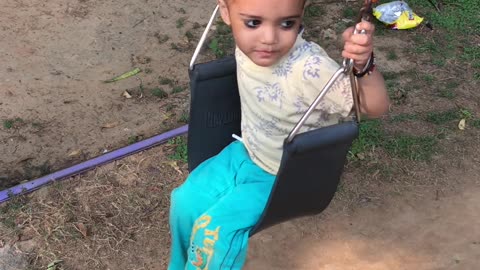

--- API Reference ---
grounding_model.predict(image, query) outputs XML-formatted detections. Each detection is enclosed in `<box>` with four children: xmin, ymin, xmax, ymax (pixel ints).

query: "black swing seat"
<box><xmin>187</xmin><ymin>56</ymin><xmax>359</xmax><ymax>235</ymax></box>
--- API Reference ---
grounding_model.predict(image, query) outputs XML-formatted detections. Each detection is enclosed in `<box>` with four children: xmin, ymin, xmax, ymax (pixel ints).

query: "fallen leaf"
<box><xmin>166</xmin><ymin>161</ymin><xmax>183</xmax><ymax>175</ymax></box>
<box><xmin>122</xmin><ymin>90</ymin><xmax>132</xmax><ymax>99</ymax></box>
<box><xmin>101</xmin><ymin>122</ymin><xmax>118</xmax><ymax>129</ymax></box>
<box><xmin>47</xmin><ymin>260</ymin><xmax>63</xmax><ymax>270</ymax></box>
<box><xmin>68</xmin><ymin>150</ymin><xmax>81</xmax><ymax>157</ymax></box>
<box><xmin>458</xmin><ymin>119</ymin><xmax>466</xmax><ymax>130</ymax></box>
<box><xmin>104</xmin><ymin>67</ymin><xmax>141</xmax><ymax>83</ymax></box>
<box><xmin>74</xmin><ymin>223</ymin><xmax>88</xmax><ymax>238</ymax></box>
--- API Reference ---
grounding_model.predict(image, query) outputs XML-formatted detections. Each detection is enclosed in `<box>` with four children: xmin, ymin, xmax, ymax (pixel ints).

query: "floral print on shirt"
<box><xmin>254</xmin><ymin>82</ymin><xmax>284</xmax><ymax>108</ymax></box>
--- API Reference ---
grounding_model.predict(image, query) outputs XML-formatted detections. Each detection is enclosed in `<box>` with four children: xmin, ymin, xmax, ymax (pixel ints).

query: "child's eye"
<box><xmin>281</xmin><ymin>20</ymin><xmax>296</xmax><ymax>29</ymax></box>
<box><xmin>244</xmin><ymin>19</ymin><xmax>261</xmax><ymax>28</ymax></box>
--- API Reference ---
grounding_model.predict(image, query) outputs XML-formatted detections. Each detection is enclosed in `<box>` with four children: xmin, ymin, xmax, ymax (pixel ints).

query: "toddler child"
<box><xmin>169</xmin><ymin>0</ymin><xmax>389</xmax><ymax>269</ymax></box>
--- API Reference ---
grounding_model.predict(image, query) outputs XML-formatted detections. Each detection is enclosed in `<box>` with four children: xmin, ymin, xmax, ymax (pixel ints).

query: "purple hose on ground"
<box><xmin>0</xmin><ymin>125</ymin><xmax>189</xmax><ymax>204</ymax></box>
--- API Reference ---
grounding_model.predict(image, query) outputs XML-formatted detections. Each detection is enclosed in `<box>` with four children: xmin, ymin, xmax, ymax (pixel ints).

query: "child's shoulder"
<box><xmin>286</xmin><ymin>36</ymin><xmax>338</xmax><ymax>72</ymax></box>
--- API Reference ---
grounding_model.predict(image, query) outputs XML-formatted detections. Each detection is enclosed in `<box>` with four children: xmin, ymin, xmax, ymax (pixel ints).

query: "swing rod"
<box><xmin>189</xmin><ymin>5</ymin><xmax>220</xmax><ymax>70</ymax></box>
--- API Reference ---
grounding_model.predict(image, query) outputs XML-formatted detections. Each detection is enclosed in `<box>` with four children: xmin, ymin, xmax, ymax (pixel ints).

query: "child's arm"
<box><xmin>342</xmin><ymin>21</ymin><xmax>390</xmax><ymax>118</ymax></box>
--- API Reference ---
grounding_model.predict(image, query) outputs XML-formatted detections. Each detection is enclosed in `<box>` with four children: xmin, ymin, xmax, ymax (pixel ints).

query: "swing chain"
<box><xmin>344</xmin><ymin>0</ymin><xmax>376</xmax><ymax>122</ymax></box>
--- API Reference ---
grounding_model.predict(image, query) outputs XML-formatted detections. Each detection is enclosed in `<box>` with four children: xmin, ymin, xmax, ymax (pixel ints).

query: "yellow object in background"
<box><xmin>394</xmin><ymin>10</ymin><xmax>424</xmax><ymax>29</ymax></box>
<box><xmin>373</xmin><ymin>1</ymin><xmax>424</xmax><ymax>30</ymax></box>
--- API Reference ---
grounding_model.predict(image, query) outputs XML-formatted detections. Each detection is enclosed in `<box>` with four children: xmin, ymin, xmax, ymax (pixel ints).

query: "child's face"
<box><xmin>219</xmin><ymin>0</ymin><xmax>305</xmax><ymax>67</ymax></box>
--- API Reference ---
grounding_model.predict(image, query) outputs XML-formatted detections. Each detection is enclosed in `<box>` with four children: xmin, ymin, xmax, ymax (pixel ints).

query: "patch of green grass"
<box><xmin>209</xmin><ymin>21</ymin><xmax>234</xmax><ymax>58</ymax></box>
<box><xmin>432</xmin><ymin>58</ymin><xmax>446</xmax><ymax>67</ymax></box>
<box><xmin>461</xmin><ymin>46</ymin><xmax>480</xmax><ymax>63</ymax></box>
<box><xmin>185</xmin><ymin>30</ymin><xmax>194</xmax><ymax>41</ymax></box>
<box><xmin>168</xmin><ymin>136</ymin><xmax>188</xmax><ymax>163</ymax></box>
<box><xmin>349</xmin><ymin>119</ymin><xmax>384</xmax><ymax>158</ymax></box>
<box><xmin>422</xmin><ymin>74</ymin><xmax>435</xmax><ymax>83</ymax></box>
<box><xmin>3</xmin><ymin>119</ymin><xmax>14</xmax><ymax>129</ymax></box>
<box><xmin>474</xmin><ymin>72</ymin><xmax>480</xmax><ymax>81</ymax></box>
<box><xmin>178</xmin><ymin>112</ymin><xmax>189</xmax><ymax>123</ymax></box>
<box><xmin>168</xmin><ymin>42</ymin><xmax>191</xmax><ymax>52</ymax></box>
<box><xmin>408</xmin><ymin>0</ymin><xmax>479</xmax><ymax>68</ymax></box>
<box><xmin>390</xmin><ymin>113</ymin><xmax>419</xmax><ymax>123</ymax></box>
<box><xmin>437</xmin><ymin>88</ymin><xmax>456</xmax><ymax>99</ymax></box>
<box><xmin>414</xmin><ymin>38</ymin><xmax>443</xmax><ymax>55</ymax></box>
<box><xmin>459</xmin><ymin>109</ymin><xmax>474</xmax><ymax>119</ymax></box>
<box><xmin>176</xmin><ymin>17</ymin><xmax>186</xmax><ymax>29</ymax></box>
<box><xmin>170</xmin><ymin>42</ymin><xmax>184</xmax><ymax>52</ymax></box>
<box><xmin>3</xmin><ymin>118</ymin><xmax>24</xmax><ymax>129</ymax></box>
<box><xmin>349</xmin><ymin>119</ymin><xmax>441</xmax><ymax>162</ymax></box>
<box><xmin>166</xmin><ymin>104</ymin><xmax>176</xmax><ymax>112</ymax></box>
<box><xmin>386</xmin><ymin>49</ymin><xmax>398</xmax><ymax>61</ymax></box>
<box><xmin>425</xmin><ymin>109</ymin><xmax>460</xmax><ymax>125</ymax></box>
<box><xmin>159</xmin><ymin>77</ymin><xmax>174</xmax><ymax>86</ymax></box>
<box><xmin>1</xmin><ymin>192</ymin><xmax>30</xmax><ymax>229</ymax></box>
<box><xmin>436</xmin><ymin>80</ymin><xmax>459</xmax><ymax>99</ymax></box>
<box><xmin>372</xmin><ymin>19</ymin><xmax>387</xmax><ymax>36</ymax></box>
<box><xmin>157</xmin><ymin>78</ymin><xmax>186</xmax><ymax>95</ymax></box>
<box><xmin>363</xmin><ymin>162</ymin><xmax>396</xmax><ymax>182</ymax></box>
<box><xmin>138</xmin><ymin>83</ymin><xmax>146</xmax><ymax>96</ymax></box>
<box><xmin>151</xmin><ymin>88</ymin><xmax>168</xmax><ymax>98</ymax></box>
<box><xmin>304</xmin><ymin>4</ymin><xmax>325</xmax><ymax>26</ymax></box>
<box><xmin>386</xmin><ymin>81</ymin><xmax>408</xmax><ymax>105</ymax></box>
<box><xmin>343</xmin><ymin>6</ymin><xmax>356</xmax><ymax>19</ymax></box>
<box><xmin>192</xmin><ymin>22</ymin><xmax>201</xmax><ymax>29</ymax></box>
<box><xmin>172</xmin><ymin>86</ymin><xmax>186</xmax><ymax>94</ymax></box>
<box><xmin>31</xmin><ymin>122</ymin><xmax>42</xmax><ymax>129</ymax></box>
<box><xmin>305</xmin><ymin>4</ymin><xmax>325</xmax><ymax>18</ymax></box>
<box><xmin>472</xmin><ymin>119</ymin><xmax>480</xmax><ymax>128</ymax></box>
<box><xmin>382</xmin><ymin>71</ymin><xmax>403</xmax><ymax>81</ymax></box>
<box><xmin>128</xmin><ymin>135</ymin><xmax>141</xmax><ymax>145</ymax></box>
<box><xmin>209</xmin><ymin>38</ymin><xmax>224</xmax><ymax>58</ymax></box>
<box><xmin>382</xmin><ymin>70</ymin><xmax>417</xmax><ymax>105</ymax></box>
<box><xmin>409</xmin><ymin>0</ymin><xmax>480</xmax><ymax>35</ymax></box>
<box><xmin>384</xmin><ymin>135</ymin><xmax>438</xmax><ymax>161</ymax></box>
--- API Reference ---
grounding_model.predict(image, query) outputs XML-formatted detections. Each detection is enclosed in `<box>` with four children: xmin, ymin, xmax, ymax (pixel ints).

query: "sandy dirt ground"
<box><xmin>0</xmin><ymin>145</ymin><xmax>478</xmax><ymax>270</ymax></box>
<box><xmin>0</xmin><ymin>0</ymin><xmax>211</xmax><ymax>187</ymax></box>
<box><xmin>1</xmin><ymin>0</ymin><xmax>479</xmax><ymax>269</ymax></box>
<box><xmin>246</xmin><ymin>175</ymin><xmax>480</xmax><ymax>270</ymax></box>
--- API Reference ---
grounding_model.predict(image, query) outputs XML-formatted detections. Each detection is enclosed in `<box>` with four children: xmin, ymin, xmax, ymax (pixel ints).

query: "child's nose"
<box><xmin>260</xmin><ymin>27</ymin><xmax>278</xmax><ymax>45</ymax></box>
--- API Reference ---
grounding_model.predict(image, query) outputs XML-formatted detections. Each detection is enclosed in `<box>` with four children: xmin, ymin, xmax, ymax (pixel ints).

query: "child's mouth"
<box><xmin>255</xmin><ymin>50</ymin><xmax>275</xmax><ymax>58</ymax></box>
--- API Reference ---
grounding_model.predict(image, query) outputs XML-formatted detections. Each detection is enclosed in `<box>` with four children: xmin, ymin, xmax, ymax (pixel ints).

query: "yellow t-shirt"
<box><xmin>236</xmin><ymin>35</ymin><xmax>353</xmax><ymax>174</ymax></box>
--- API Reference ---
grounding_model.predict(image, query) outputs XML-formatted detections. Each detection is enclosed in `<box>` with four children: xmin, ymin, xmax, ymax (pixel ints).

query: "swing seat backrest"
<box><xmin>188</xmin><ymin>56</ymin><xmax>359</xmax><ymax>235</ymax></box>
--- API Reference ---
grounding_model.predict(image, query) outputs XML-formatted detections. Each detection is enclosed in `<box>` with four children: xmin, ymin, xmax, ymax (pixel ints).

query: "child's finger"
<box><xmin>355</xmin><ymin>21</ymin><xmax>375</xmax><ymax>34</ymax></box>
<box><xmin>343</xmin><ymin>42</ymin><xmax>372</xmax><ymax>55</ymax></box>
<box><xmin>350</xmin><ymin>33</ymin><xmax>371</xmax><ymax>46</ymax></box>
<box><xmin>342</xmin><ymin>26</ymin><xmax>355</xmax><ymax>42</ymax></box>
<box><xmin>341</xmin><ymin>50</ymin><xmax>370</xmax><ymax>66</ymax></box>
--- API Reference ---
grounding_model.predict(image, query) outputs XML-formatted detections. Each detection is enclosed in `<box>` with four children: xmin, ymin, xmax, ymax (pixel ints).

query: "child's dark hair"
<box><xmin>224</xmin><ymin>0</ymin><xmax>308</xmax><ymax>7</ymax></box>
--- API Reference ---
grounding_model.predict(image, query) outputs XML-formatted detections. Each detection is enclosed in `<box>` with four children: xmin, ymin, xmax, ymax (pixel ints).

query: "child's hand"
<box><xmin>341</xmin><ymin>21</ymin><xmax>375</xmax><ymax>70</ymax></box>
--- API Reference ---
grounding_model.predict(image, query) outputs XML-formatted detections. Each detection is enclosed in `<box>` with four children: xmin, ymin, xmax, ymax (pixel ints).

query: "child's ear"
<box><xmin>218</xmin><ymin>0</ymin><xmax>231</xmax><ymax>26</ymax></box>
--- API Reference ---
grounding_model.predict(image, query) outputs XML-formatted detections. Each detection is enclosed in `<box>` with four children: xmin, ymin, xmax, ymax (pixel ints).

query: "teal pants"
<box><xmin>168</xmin><ymin>141</ymin><xmax>275</xmax><ymax>270</ymax></box>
